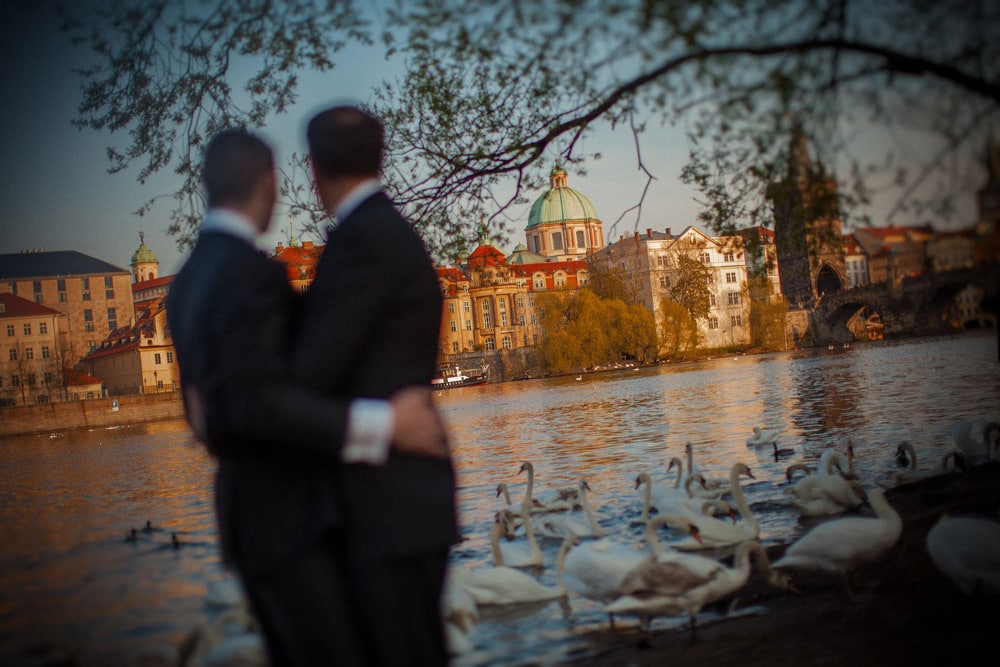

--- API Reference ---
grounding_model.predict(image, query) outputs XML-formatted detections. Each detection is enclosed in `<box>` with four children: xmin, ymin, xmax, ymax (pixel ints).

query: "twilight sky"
<box><xmin>0</xmin><ymin>3</ymin><xmax>983</xmax><ymax>278</ymax></box>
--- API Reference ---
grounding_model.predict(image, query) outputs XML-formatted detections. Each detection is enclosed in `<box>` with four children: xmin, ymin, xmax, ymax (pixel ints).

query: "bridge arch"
<box><xmin>815</xmin><ymin>262</ymin><xmax>845</xmax><ymax>298</ymax></box>
<box><xmin>825</xmin><ymin>300</ymin><xmax>884</xmax><ymax>342</ymax></box>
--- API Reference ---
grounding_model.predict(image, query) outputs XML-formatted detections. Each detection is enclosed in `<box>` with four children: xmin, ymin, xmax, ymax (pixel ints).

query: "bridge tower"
<box><xmin>768</xmin><ymin>127</ymin><xmax>847</xmax><ymax>309</ymax></box>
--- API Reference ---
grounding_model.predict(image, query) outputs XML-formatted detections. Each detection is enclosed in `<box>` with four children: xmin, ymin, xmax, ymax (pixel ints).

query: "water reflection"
<box><xmin>0</xmin><ymin>333</ymin><xmax>996</xmax><ymax>665</ymax></box>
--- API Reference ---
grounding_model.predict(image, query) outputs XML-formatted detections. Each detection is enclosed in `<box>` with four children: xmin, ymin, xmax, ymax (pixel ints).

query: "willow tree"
<box><xmin>59</xmin><ymin>0</ymin><xmax>999</xmax><ymax>257</ymax></box>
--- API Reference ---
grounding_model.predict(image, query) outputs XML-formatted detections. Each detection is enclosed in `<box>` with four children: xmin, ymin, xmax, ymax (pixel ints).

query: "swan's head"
<box><xmin>735</xmin><ymin>462</ymin><xmax>755</xmax><ymax>480</ymax></box>
<box><xmin>685</xmin><ymin>441</ymin><xmax>693</xmax><ymax>453</ymax></box>
<box><xmin>634</xmin><ymin>472</ymin><xmax>651</xmax><ymax>489</ymax></box>
<box><xmin>894</xmin><ymin>442</ymin><xmax>911</xmax><ymax>468</ymax></box>
<box><xmin>495</xmin><ymin>483</ymin><xmax>506</xmax><ymax>498</ymax></box>
<box><xmin>667</xmin><ymin>457</ymin><xmax>679</xmax><ymax>472</ymax></box>
<box><xmin>518</xmin><ymin>461</ymin><xmax>533</xmax><ymax>475</ymax></box>
<box><xmin>579</xmin><ymin>479</ymin><xmax>592</xmax><ymax>493</ymax></box>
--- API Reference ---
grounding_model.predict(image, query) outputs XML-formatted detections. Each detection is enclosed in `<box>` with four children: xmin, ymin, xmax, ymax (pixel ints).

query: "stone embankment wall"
<box><xmin>0</xmin><ymin>391</ymin><xmax>185</xmax><ymax>438</ymax></box>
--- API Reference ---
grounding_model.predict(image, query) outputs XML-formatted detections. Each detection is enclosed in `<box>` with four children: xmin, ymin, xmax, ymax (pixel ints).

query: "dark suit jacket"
<box><xmin>167</xmin><ymin>230</ymin><xmax>346</xmax><ymax>576</ymax></box>
<box><xmin>292</xmin><ymin>191</ymin><xmax>459</xmax><ymax>562</ymax></box>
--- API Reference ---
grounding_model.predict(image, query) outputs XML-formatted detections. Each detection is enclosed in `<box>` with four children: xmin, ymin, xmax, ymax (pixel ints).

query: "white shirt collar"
<box><xmin>201</xmin><ymin>207</ymin><xmax>260</xmax><ymax>247</ymax></box>
<box><xmin>333</xmin><ymin>178</ymin><xmax>382</xmax><ymax>222</ymax></box>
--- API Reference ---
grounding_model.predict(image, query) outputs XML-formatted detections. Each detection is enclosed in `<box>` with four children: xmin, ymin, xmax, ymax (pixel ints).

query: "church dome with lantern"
<box><xmin>130</xmin><ymin>232</ymin><xmax>159</xmax><ymax>283</ymax></box>
<box><xmin>525</xmin><ymin>166</ymin><xmax>604</xmax><ymax>261</ymax></box>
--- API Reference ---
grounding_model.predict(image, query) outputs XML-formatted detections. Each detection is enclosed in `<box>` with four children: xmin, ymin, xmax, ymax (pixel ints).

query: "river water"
<box><xmin>1</xmin><ymin>332</ymin><xmax>997</xmax><ymax>666</ymax></box>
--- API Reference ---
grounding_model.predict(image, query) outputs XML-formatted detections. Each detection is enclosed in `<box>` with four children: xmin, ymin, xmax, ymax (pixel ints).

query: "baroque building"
<box><xmin>525</xmin><ymin>167</ymin><xmax>605</xmax><ymax>260</ymax></box>
<box><xmin>590</xmin><ymin>226</ymin><xmax>751</xmax><ymax>350</ymax></box>
<box><xmin>0</xmin><ymin>249</ymin><xmax>135</xmax><ymax>365</ymax></box>
<box><xmin>0</xmin><ymin>293</ymin><xmax>65</xmax><ymax>406</ymax></box>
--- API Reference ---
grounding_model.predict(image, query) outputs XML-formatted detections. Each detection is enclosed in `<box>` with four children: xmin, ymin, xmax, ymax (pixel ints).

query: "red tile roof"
<box><xmin>0</xmin><ymin>293</ymin><xmax>62</xmax><ymax>318</ymax></box>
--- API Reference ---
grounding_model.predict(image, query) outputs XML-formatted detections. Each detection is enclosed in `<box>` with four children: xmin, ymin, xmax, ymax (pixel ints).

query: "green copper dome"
<box><xmin>130</xmin><ymin>232</ymin><xmax>157</xmax><ymax>265</ymax></box>
<box><xmin>526</xmin><ymin>167</ymin><xmax>599</xmax><ymax>229</ymax></box>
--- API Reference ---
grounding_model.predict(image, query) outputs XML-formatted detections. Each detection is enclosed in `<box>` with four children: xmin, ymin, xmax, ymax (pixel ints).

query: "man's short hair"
<box><xmin>202</xmin><ymin>129</ymin><xmax>274</xmax><ymax>207</ymax></box>
<box><xmin>307</xmin><ymin>106</ymin><xmax>384</xmax><ymax>179</ymax></box>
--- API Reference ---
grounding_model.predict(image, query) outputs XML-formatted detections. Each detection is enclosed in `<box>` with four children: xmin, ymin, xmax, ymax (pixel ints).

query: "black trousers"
<box><xmin>241</xmin><ymin>530</ymin><xmax>367</xmax><ymax>667</ymax></box>
<box><xmin>346</xmin><ymin>549</ymin><xmax>450</xmax><ymax>667</ymax></box>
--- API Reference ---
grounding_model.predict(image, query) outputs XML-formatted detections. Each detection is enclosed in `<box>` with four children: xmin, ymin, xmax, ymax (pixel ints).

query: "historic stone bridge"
<box><xmin>799</xmin><ymin>263</ymin><xmax>1000</xmax><ymax>346</ymax></box>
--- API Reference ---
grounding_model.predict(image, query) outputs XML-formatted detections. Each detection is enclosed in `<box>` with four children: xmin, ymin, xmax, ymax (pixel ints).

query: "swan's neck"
<box><xmin>489</xmin><ymin>520</ymin><xmax>506</xmax><ymax>567</ymax></box>
<box><xmin>700</xmin><ymin>499</ymin><xmax>729</xmax><ymax>517</ymax></box>
<box><xmin>644</xmin><ymin>516</ymin><xmax>671</xmax><ymax>558</ymax></box>
<box><xmin>520</xmin><ymin>503</ymin><xmax>542</xmax><ymax>561</ymax></box>
<box><xmin>686</xmin><ymin>445</ymin><xmax>695</xmax><ymax>478</ymax></box>
<box><xmin>729</xmin><ymin>465</ymin><xmax>758</xmax><ymax>532</ymax></box>
<box><xmin>669</xmin><ymin>457</ymin><xmax>683</xmax><ymax>489</ymax></box>
<box><xmin>555</xmin><ymin>537</ymin><xmax>574</xmax><ymax>587</ymax></box>
<box><xmin>901</xmin><ymin>443</ymin><xmax>917</xmax><ymax>472</ymax></box>
<box><xmin>639</xmin><ymin>475</ymin><xmax>652</xmax><ymax>522</ymax></box>
<box><xmin>521</xmin><ymin>465</ymin><xmax>534</xmax><ymax>512</ymax></box>
<box><xmin>580</xmin><ymin>485</ymin><xmax>605</xmax><ymax>537</ymax></box>
<box><xmin>868</xmin><ymin>491</ymin><xmax>901</xmax><ymax>527</ymax></box>
<box><xmin>684</xmin><ymin>474</ymin><xmax>701</xmax><ymax>498</ymax></box>
<box><xmin>499</xmin><ymin>483</ymin><xmax>512</xmax><ymax>506</ymax></box>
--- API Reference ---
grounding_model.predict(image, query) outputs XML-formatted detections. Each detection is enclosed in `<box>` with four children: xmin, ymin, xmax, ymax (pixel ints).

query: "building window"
<box><xmin>154</xmin><ymin>353</ymin><xmax>162</xmax><ymax>364</ymax></box>
<box><xmin>531</xmin><ymin>235</ymin><xmax>540</xmax><ymax>253</ymax></box>
<box><xmin>709</xmin><ymin>293</ymin><xmax>717</xmax><ymax>306</ymax></box>
<box><xmin>23</xmin><ymin>323</ymin><xmax>31</xmax><ymax>335</ymax></box>
<box><xmin>82</xmin><ymin>291</ymin><xmax>91</xmax><ymax>301</ymax></box>
<box><xmin>108</xmin><ymin>321</ymin><xmax>116</xmax><ymax>332</ymax></box>
<box><xmin>724</xmin><ymin>252</ymin><xmax>735</xmax><ymax>262</ymax></box>
<box><xmin>166</xmin><ymin>352</ymin><xmax>173</xmax><ymax>363</ymax></box>
<box><xmin>33</xmin><ymin>280</ymin><xmax>42</xmax><ymax>293</ymax></box>
<box><xmin>483</xmin><ymin>313</ymin><xmax>491</xmax><ymax>328</ymax></box>
<box><xmin>502</xmin><ymin>335</ymin><xmax>512</xmax><ymax>349</ymax></box>
<box><xmin>9</xmin><ymin>282</ymin><xmax>17</xmax><ymax>295</ymax></box>
<box><xmin>107</xmin><ymin>307</ymin><xmax>116</xmax><ymax>321</ymax></box>
<box><xmin>534</xmin><ymin>278</ymin><xmax>545</xmax><ymax>289</ymax></box>
<box><xmin>576</xmin><ymin>230</ymin><xmax>585</xmax><ymax>248</ymax></box>
<box><xmin>728</xmin><ymin>292</ymin><xmax>740</xmax><ymax>305</ymax></box>
<box><xmin>12</xmin><ymin>375</ymin><xmax>21</xmax><ymax>386</ymax></box>
<box><xmin>105</xmin><ymin>276</ymin><xmax>114</xmax><ymax>289</ymax></box>
<box><xmin>57</xmin><ymin>279</ymin><xmax>66</xmax><ymax>291</ymax></box>
<box><xmin>452</xmin><ymin>342</ymin><xmax>459</xmax><ymax>353</ymax></box>
<box><xmin>551</xmin><ymin>232</ymin><xmax>563</xmax><ymax>250</ymax></box>
<box><xmin>106</xmin><ymin>290</ymin><xmax>115</xmax><ymax>300</ymax></box>
<box><xmin>34</xmin><ymin>295</ymin><xmax>43</xmax><ymax>304</ymax></box>
<box><xmin>530</xmin><ymin>314</ymin><xmax>537</xmax><ymax>325</ymax></box>
<box><xmin>528</xmin><ymin>295</ymin><xmax>535</xmax><ymax>307</ymax></box>
<box><xmin>463</xmin><ymin>300</ymin><xmax>470</xmax><ymax>312</ymax></box>
<box><xmin>81</xmin><ymin>277</ymin><xmax>90</xmax><ymax>290</ymax></box>
<box><xmin>85</xmin><ymin>322</ymin><xmax>95</xmax><ymax>332</ymax></box>
<box><xmin>555</xmin><ymin>273</ymin><xmax>566</xmax><ymax>287</ymax></box>
<box><xmin>41</xmin><ymin>346</ymin><xmax>50</xmax><ymax>359</ymax></box>
<box><xmin>465</xmin><ymin>320</ymin><xmax>472</xmax><ymax>330</ymax></box>
<box><xmin>708</xmin><ymin>317</ymin><xmax>719</xmax><ymax>329</ymax></box>
<box><xmin>39</xmin><ymin>322</ymin><xmax>47</xmax><ymax>334</ymax></box>
<box><xmin>659</xmin><ymin>276</ymin><xmax>670</xmax><ymax>288</ymax></box>
<box><xmin>58</xmin><ymin>292</ymin><xmax>67</xmax><ymax>303</ymax></box>
<box><xmin>26</xmin><ymin>374</ymin><xmax>36</xmax><ymax>386</ymax></box>
<box><xmin>6</xmin><ymin>325</ymin><xmax>13</xmax><ymax>336</ymax></box>
<box><xmin>448</xmin><ymin>302</ymin><xmax>455</xmax><ymax>313</ymax></box>
<box><xmin>726</xmin><ymin>272</ymin><xmax>737</xmax><ymax>283</ymax></box>
<box><xmin>705</xmin><ymin>274</ymin><xmax>715</xmax><ymax>284</ymax></box>
<box><xmin>699</xmin><ymin>252</ymin><xmax>710</xmax><ymax>263</ymax></box>
<box><xmin>44</xmin><ymin>372</ymin><xmax>53</xmax><ymax>384</ymax></box>
<box><xmin>731</xmin><ymin>315</ymin><xmax>743</xmax><ymax>326</ymax></box>
<box><xmin>8</xmin><ymin>349</ymin><xmax>16</xmax><ymax>361</ymax></box>
<box><xmin>24</xmin><ymin>347</ymin><xmax>33</xmax><ymax>359</ymax></box>
<box><xmin>450</xmin><ymin>320</ymin><xmax>457</xmax><ymax>332</ymax></box>
<box><xmin>519</xmin><ymin>314</ymin><xmax>525</xmax><ymax>326</ymax></box>
<box><xmin>517</xmin><ymin>296</ymin><xmax>525</xmax><ymax>308</ymax></box>
<box><xmin>485</xmin><ymin>337</ymin><xmax>496</xmax><ymax>350</ymax></box>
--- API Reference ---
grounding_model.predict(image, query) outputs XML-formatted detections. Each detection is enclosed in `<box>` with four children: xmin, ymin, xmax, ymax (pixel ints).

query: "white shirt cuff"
<box><xmin>341</xmin><ymin>399</ymin><xmax>393</xmax><ymax>465</ymax></box>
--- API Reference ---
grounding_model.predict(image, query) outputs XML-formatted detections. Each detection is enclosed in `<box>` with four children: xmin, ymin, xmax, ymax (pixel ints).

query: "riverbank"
<box><xmin>561</xmin><ymin>462</ymin><xmax>1000</xmax><ymax>666</ymax></box>
<box><xmin>0</xmin><ymin>391</ymin><xmax>185</xmax><ymax>438</ymax></box>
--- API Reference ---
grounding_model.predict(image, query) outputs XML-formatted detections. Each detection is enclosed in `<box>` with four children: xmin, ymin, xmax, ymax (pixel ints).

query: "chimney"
<box><xmin>665</xmin><ymin>227</ymin><xmax>671</xmax><ymax>236</ymax></box>
<box><xmin>634</xmin><ymin>232</ymin><xmax>640</xmax><ymax>242</ymax></box>
<box><xmin>275</xmin><ymin>243</ymin><xmax>284</xmax><ymax>253</ymax></box>
<box><xmin>647</xmin><ymin>228</ymin><xmax>653</xmax><ymax>239</ymax></box>
<box><xmin>302</xmin><ymin>241</ymin><xmax>314</xmax><ymax>250</ymax></box>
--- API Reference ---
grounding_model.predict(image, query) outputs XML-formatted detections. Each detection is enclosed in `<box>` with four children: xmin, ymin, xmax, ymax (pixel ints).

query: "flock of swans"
<box><xmin>443</xmin><ymin>418</ymin><xmax>1000</xmax><ymax>656</ymax></box>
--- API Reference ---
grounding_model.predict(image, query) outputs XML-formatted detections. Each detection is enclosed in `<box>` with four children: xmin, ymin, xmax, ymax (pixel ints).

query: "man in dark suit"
<box><xmin>167</xmin><ymin>129</ymin><xmax>448</xmax><ymax>666</ymax></box>
<box><xmin>293</xmin><ymin>105</ymin><xmax>459</xmax><ymax>665</ymax></box>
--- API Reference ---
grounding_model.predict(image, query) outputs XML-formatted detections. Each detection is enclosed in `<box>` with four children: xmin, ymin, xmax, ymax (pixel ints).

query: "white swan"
<box><xmin>605</xmin><ymin>532</ymin><xmax>793</xmax><ymax>642</ymax></box>
<box><xmin>925</xmin><ymin>514</ymin><xmax>1000</xmax><ymax>596</ymax></box>
<box><xmin>683</xmin><ymin>442</ymin><xmax>730</xmax><ymax>497</ymax></box>
<box><xmin>493</xmin><ymin>508</ymin><xmax>544</xmax><ymax>569</ymax></box>
<box><xmin>460</xmin><ymin>516</ymin><xmax>569</xmax><ymax>605</ymax></box>
<box><xmin>784</xmin><ymin>463</ymin><xmax>866</xmax><ymax>517</ymax></box>
<box><xmin>635</xmin><ymin>472</ymin><xmax>735</xmax><ymax>524</ymax></box>
<box><xmin>949</xmin><ymin>419</ymin><xmax>1000</xmax><ymax>466</ymax></box>
<box><xmin>773</xmin><ymin>487</ymin><xmax>902</xmax><ymax>592</ymax></box>
<box><xmin>181</xmin><ymin>604</ymin><xmax>266</xmax><ymax>667</ymax></box>
<box><xmin>746</xmin><ymin>425</ymin><xmax>780</xmax><ymax>447</ymax></box>
<box><xmin>660</xmin><ymin>463</ymin><xmax>760</xmax><ymax>551</ymax></box>
<box><xmin>819</xmin><ymin>442</ymin><xmax>856</xmax><ymax>479</ymax></box>
<box><xmin>519</xmin><ymin>461</ymin><xmax>579</xmax><ymax>513</ymax></box>
<box><xmin>532</xmin><ymin>479</ymin><xmax>606</xmax><ymax>539</ymax></box>
<box><xmin>441</xmin><ymin>566</ymin><xmax>478</xmax><ymax>654</ymax></box>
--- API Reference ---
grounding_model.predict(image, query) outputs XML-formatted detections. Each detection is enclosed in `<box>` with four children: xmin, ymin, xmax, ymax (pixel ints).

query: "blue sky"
<box><xmin>0</xmin><ymin>4</ymin><xmax>982</xmax><ymax>277</ymax></box>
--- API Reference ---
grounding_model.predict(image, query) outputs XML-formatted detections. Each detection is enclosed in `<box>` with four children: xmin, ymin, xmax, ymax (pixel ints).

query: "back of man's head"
<box><xmin>202</xmin><ymin>129</ymin><xmax>274</xmax><ymax>208</ymax></box>
<box><xmin>307</xmin><ymin>106</ymin><xmax>383</xmax><ymax>180</ymax></box>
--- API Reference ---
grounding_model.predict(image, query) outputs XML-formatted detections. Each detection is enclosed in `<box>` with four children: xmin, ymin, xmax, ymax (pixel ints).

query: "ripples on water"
<box><xmin>0</xmin><ymin>333</ymin><xmax>997</xmax><ymax>665</ymax></box>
